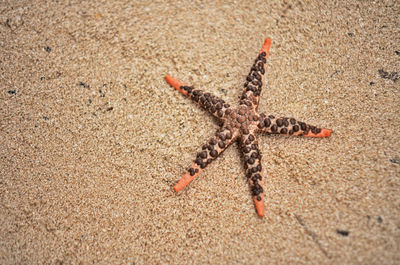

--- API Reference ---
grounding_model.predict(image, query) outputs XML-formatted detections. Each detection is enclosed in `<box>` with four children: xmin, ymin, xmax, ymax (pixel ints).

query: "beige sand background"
<box><xmin>1</xmin><ymin>0</ymin><xmax>399</xmax><ymax>264</ymax></box>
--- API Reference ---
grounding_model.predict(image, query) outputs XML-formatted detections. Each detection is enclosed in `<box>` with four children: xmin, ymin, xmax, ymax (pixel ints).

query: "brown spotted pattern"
<box><xmin>241</xmin><ymin>51</ymin><xmax>266</xmax><ymax>109</ymax></box>
<box><xmin>180</xmin><ymin>86</ymin><xmax>231</xmax><ymax>119</ymax></box>
<box><xmin>240</xmin><ymin>135</ymin><xmax>263</xmax><ymax>199</ymax></box>
<box><xmin>257</xmin><ymin>115</ymin><xmax>322</xmax><ymax>136</ymax></box>
<box><xmin>189</xmin><ymin>126</ymin><xmax>237</xmax><ymax>172</ymax></box>
<box><xmin>167</xmin><ymin>38</ymin><xmax>331</xmax><ymax>217</ymax></box>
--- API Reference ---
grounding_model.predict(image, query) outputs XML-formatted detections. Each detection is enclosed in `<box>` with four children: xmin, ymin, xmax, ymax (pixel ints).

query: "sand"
<box><xmin>1</xmin><ymin>0</ymin><xmax>399</xmax><ymax>264</ymax></box>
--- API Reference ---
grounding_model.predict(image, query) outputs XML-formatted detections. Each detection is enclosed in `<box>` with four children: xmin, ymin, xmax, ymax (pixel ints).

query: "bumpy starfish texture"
<box><xmin>165</xmin><ymin>38</ymin><xmax>331</xmax><ymax>217</ymax></box>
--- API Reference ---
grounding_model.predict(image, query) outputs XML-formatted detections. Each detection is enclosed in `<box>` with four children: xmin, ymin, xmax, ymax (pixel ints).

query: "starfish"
<box><xmin>165</xmin><ymin>38</ymin><xmax>331</xmax><ymax>217</ymax></box>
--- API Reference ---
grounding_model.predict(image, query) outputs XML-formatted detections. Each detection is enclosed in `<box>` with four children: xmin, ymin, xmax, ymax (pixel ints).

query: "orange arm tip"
<box><xmin>166</xmin><ymin>75</ymin><xmax>190</xmax><ymax>95</ymax></box>
<box><xmin>254</xmin><ymin>196</ymin><xmax>265</xmax><ymax>217</ymax></box>
<box><xmin>173</xmin><ymin>165</ymin><xmax>202</xmax><ymax>192</ymax></box>
<box><xmin>321</xmin><ymin>129</ymin><xmax>331</xmax><ymax>137</ymax></box>
<box><xmin>165</xmin><ymin>75</ymin><xmax>182</xmax><ymax>89</ymax></box>
<box><xmin>174</xmin><ymin>174</ymin><xmax>196</xmax><ymax>192</ymax></box>
<box><xmin>260</xmin><ymin>38</ymin><xmax>272</xmax><ymax>56</ymax></box>
<box><xmin>304</xmin><ymin>128</ymin><xmax>332</xmax><ymax>138</ymax></box>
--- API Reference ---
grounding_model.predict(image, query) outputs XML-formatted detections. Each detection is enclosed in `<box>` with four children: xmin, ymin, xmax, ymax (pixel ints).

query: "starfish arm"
<box><xmin>165</xmin><ymin>75</ymin><xmax>231</xmax><ymax>120</ymax></box>
<box><xmin>174</xmin><ymin>126</ymin><xmax>238</xmax><ymax>192</ymax></box>
<box><xmin>240</xmin><ymin>134</ymin><xmax>265</xmax><ymax>217</ymax></box>
<box><xmin>240</xmin><ymin>38</ymin><xmax>271</xmax><ymax>110</ymax></box>
<box><xmin>256</xmin><ymin>113</ymin><xmax>332</xmax><ymax>137</ymax></box>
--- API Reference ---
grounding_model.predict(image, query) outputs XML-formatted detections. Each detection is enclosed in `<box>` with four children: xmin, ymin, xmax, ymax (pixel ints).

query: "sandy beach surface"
<box><xmin>1</xmin><ymin>0</ymin><xmax>399</xmax><ymax>264</ymax></box>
